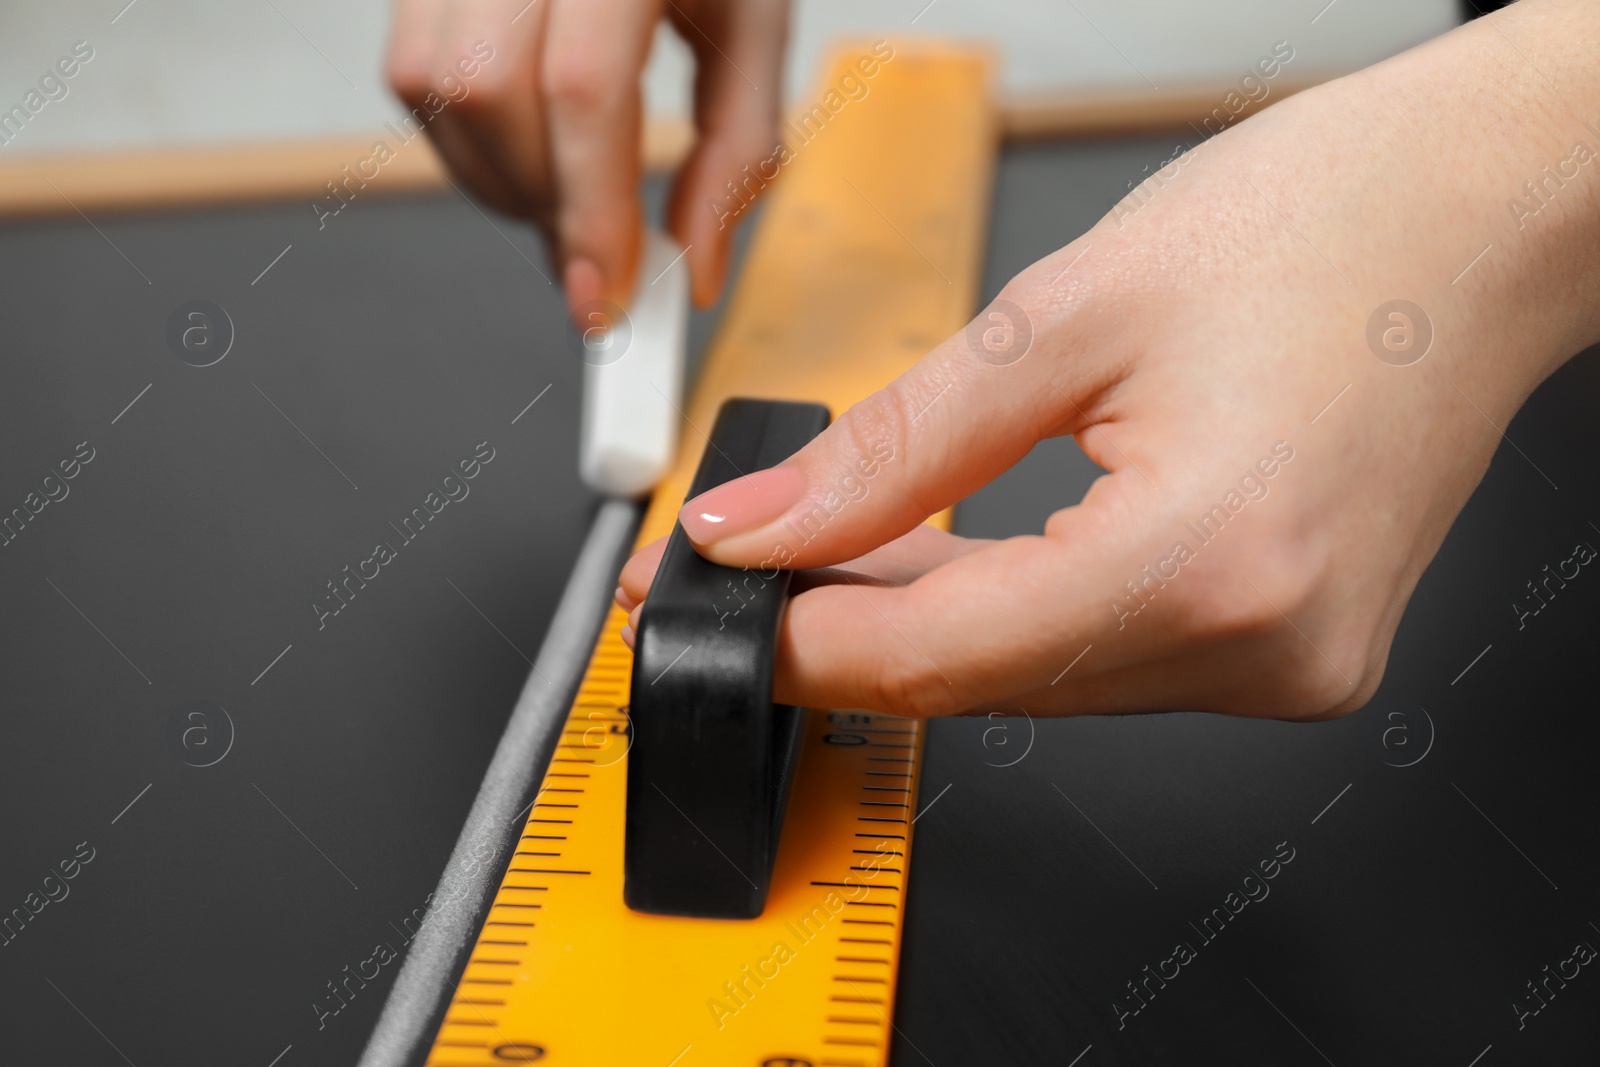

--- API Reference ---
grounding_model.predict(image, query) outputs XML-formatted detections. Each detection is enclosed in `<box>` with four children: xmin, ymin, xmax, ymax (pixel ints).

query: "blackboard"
<box><xmin>2</xmin><ymin>136</ymin><xmax>1596</xmax><ymax>1065</ymax></box>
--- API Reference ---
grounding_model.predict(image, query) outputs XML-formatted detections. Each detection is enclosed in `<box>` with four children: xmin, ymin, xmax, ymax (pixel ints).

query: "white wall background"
<box><xmin>0</xmin><ymin>0</ymin><xmax>1458</xmax><ymax>156</ymax></box>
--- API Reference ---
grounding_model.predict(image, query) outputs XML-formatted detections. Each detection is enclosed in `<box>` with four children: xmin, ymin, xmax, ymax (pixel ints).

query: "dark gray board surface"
<box><xmin>1</xmin><ymin>137</ymin><xmax>1596</xmax><ymax>1065</ymax></box>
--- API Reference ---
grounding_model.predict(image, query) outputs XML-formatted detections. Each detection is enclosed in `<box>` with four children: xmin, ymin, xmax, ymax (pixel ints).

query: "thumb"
<box><xmin>678</xmin><ymin>286</ymin><xmax>1087</xmax><ymax>567</ymax></box>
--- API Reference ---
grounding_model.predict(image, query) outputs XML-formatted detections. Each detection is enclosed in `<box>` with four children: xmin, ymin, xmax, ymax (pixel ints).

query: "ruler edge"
<box><xmin>356</xmin><ymin>498</ymin><xmax>644</xmax><ymax>1067</ymax></box>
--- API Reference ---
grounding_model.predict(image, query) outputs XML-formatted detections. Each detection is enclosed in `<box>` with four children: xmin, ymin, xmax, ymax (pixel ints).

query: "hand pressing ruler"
<box><xmin>422</xmin><ymin>43</ymin><xmax>994</xmax><ymax>1067</ymax></box>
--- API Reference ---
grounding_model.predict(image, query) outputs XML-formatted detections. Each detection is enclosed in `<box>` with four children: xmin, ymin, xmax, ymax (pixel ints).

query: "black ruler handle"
<box><xmin>624</xmin><ymin>398</ymin><xmax>829</xmax><ymax>918</ymax></box>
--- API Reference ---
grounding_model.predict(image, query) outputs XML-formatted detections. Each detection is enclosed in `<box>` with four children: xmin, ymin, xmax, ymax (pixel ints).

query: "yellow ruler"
<box><xmin>424</xmin><ymin>42</ymin><xmax>995</xmax><ymax>1067</ymax></box>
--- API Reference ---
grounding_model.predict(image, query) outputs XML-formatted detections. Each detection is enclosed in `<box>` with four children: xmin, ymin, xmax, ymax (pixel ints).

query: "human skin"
<box><xmin>386</xmin><ymin>0</ymin><xmax>788</xmax><ymax>319</ymax></box>
<box><xmin>618</xmin><ymin>0</ymin><xmax>1600</xmax><ymax>721</ymax></box>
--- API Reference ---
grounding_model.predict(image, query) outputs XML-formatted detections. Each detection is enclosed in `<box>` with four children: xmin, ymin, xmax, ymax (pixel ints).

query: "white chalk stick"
<box><xmin>578</xmin><ymin>229</ymin><xmax>689</xmax><ymax>497</ymax></box>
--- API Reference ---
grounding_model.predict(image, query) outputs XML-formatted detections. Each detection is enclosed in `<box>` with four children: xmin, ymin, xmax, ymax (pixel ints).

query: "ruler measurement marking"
<box><xmin>812</xmin><ymin>881</ymin><xmax>901</xmax><ymax>891</ymax></box>
<box><xmin>808</xmin><ymin>715</ymin><xmax>917</xmax><ymax>1067</ymax></box>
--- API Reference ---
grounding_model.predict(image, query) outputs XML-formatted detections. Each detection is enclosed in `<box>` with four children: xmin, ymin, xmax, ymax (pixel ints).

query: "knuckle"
<box><xmin>728</xmin><ymin>123</ymin><xmax>784</xmax><ymax>173</ymax></box>
<box><xmin>450</xmin><ymin>76</ymin><xmax>505</xmax><ymax>116</ymax></box>
<box><xmin>386</xmin><ymin>60</ymin><xmax>434</xmax><ymax>107</ymax></box>
<box><xmin>835</xmin><ymin>387</ymin><xmax>912</xmax><ymax>477</ymax></box>
<box><xmin>1316</xmin><ymin>622</ymin><xmax>1394</xmax><ymax>719</ymax></box>
<box><xmin>875</xmin><ymin>662</ymin><xmax>959</xmax><ymax>719</ymax></box>
<box><xmin>1267</xmin><ymin>646</ymin><xmax>1358</xmax><ymax>720</ymax></box>
<box><xmin>558</xmin><ymin>217</ymin><xmax>641</xmax><ymax>283</ymax></box>
<box><xmin>1014</xmin><ymin>241</ymin><xmax>1115</xmax><ymax>323</ymax></box>
<box><xmin>1183</xmin><ymin>533</ymin><xmax>1321</xmax><ymax>639</ymax></box>
<box><xmin>1252</xmin><ymin>610</ymin><xmax>1380</xmax><ymax>721</ymax></box>
<box><xmin>447</xmin><ymin>60</ymin><xmax>529</xmax><ymax>121</ymax></box>
<box><xmin>1175</xmin><ymin>575</ymin><xmax>1280</xmax><ymax>639</ymax></box>
<box><xmin>850</xmin><ymin>381</ymin><xmax>914</xmax><ymax>443</ymax></box>
<box><xmin>715</xmin><ymin>139</ymin><xmax>785</xmax><ymax>200</ymax></box>
<box><xmin>872</xmin><ymin>638</ymin><xmax>960</xmax><ymax>719</ymax></box>
<box><xmin>1171</xmin><ymin>534</ymin><xmax>1384</xmax><ymax>721</ymax></box>
<box><xmin>540</xmin><ymin>51</ymin><xmax>621</xmax><ymax>115</ymax></box>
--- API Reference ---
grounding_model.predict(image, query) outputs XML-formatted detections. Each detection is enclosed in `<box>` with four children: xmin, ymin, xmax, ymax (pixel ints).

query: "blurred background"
<box><xmin>2</xmin><ymin>0</ymin><xmax>1461</xmax><ymax>157</ymax></box>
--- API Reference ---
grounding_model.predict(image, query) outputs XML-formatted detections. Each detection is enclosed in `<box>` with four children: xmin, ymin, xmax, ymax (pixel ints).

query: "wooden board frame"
<box><xmin>0</xmin><ymin>76</ymin><xmax>1326</xmax><ymax>219</ymax></box>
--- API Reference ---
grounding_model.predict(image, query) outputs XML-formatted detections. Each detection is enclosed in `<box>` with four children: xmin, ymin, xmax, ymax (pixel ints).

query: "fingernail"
<box><xmin>620</xmin><ymin>624</ymin><xmax>635</xmax><ymax>649</ymax></box>
<box><xmin>564</xmin><ymin>257</ymin><xmax>604</xmax><ymax>324</ymax></box>
<box><xmin>679</xmin><ymin>466</ymin><xmax>806</xmax><ymax>545</ymax></box>
<box><xmin>615</xmin><ymin>585</ymin><xmax>638</xmax><ymax>612</ymax></box>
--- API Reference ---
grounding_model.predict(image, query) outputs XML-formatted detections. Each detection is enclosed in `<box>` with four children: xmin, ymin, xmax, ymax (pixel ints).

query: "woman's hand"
<box><xmin>619</xmin><ymin>0</ymin><xmax>1600</xmax><ymax>721</ymax></box>
<box><xmin>387</xmin><ymin>0</ymin><xmax>787</xmax><ymax>318</ymax></box>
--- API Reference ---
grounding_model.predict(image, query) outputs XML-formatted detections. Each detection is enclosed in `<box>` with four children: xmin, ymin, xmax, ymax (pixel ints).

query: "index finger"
<box><xmin>542</xmin><ymin>0</ymin><xmax>662</xmax><ymax>314</ymax></box>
